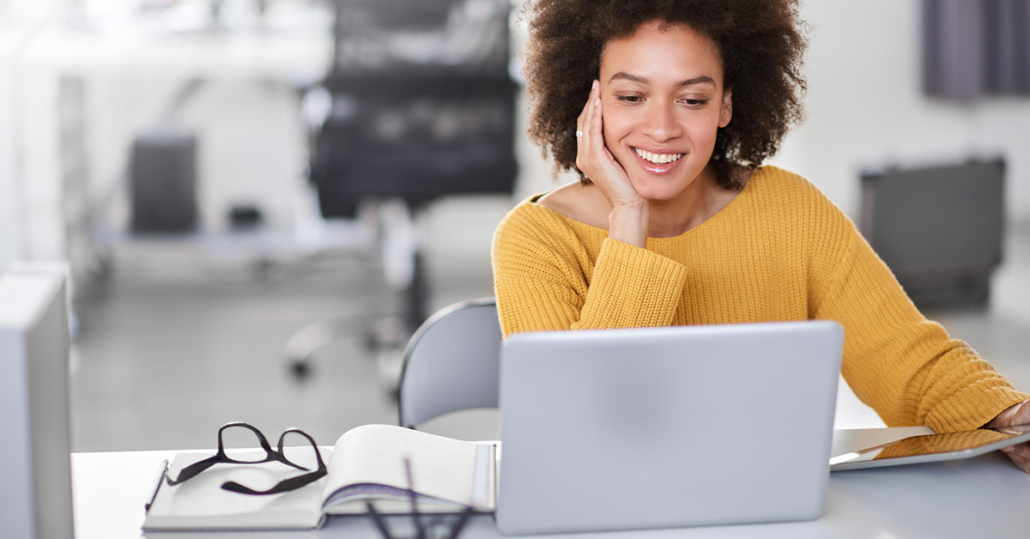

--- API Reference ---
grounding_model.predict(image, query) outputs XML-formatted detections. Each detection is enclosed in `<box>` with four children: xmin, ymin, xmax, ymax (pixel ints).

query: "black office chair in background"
<box><xmin>315</xmin><ymin>0</ymin><xmax>517</xmax><ymax>218</ymax></box>
<box><xmin>287</xmin><ymin>0</ymin><xmax>518</xmax><ymax>382</ymax></box>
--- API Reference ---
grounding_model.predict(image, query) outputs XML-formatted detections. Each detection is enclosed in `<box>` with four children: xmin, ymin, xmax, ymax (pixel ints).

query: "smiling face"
<box><xmin>600</xmin><ymin>20</ymin><xmax>733</xmax><ymax>202</ymax></box>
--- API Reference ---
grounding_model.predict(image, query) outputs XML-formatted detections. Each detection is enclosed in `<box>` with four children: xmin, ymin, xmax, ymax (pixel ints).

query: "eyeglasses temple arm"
<box><xmin>365</xmin><ymin>502</ymin><xmax>394</xmax><ymax>539</ymax></box>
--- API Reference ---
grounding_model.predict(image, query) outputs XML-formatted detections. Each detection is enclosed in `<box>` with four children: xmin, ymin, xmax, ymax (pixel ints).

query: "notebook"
<box><xmin>143</xmin><ymin>425</ymin><xmax>496</xmax><ymax>531</ymax></box>
<box><xmin>496</xmin><ymin>321</ymin><xmax>844</xmax><ymax>534</ymax></box>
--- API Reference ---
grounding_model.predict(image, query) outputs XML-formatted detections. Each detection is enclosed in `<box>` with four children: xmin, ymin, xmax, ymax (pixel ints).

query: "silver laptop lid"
<box><xmin>497</xmin><ymin>321</ymin><xmax>843</xmax><ymax>535</ymax></box>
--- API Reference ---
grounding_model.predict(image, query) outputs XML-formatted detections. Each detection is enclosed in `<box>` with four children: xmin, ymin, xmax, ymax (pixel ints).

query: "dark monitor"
<box><xmin>860</xmin><ymin>159</ymin><xmax>1005</xmax><ymax>307</ymax></box>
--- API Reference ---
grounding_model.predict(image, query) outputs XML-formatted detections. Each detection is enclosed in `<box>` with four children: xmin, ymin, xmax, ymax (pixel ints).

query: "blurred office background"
<box><xmin>1</xmin><ymin>0</ymin><xmax>1029</xmax><ymax>451</ymax></box>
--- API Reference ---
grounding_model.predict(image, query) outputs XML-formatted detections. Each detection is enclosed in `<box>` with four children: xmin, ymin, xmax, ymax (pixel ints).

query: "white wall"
<box><xmin>0</xmin><ymin>48</ymin><xmax>19</xmax><ymax>269</ymax></box>
<box><xmin>0</xmin><ymin>2</ymin><xmax>63</xmax><ymax>270</ymax></box>
<box><xmin>769</xmin><ymin>0</ymin><xmax>1030</xmax><ymax>220</ymax></box>
<box><xmin>515</xmin><ymin>0</ymin><xmax>1030</xmax><ymax>222</ymax></box>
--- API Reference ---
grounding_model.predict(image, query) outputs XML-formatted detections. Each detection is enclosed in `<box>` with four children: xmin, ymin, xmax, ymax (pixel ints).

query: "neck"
<box><xmin>646</xmin><ymin>166</ymin><xmax>725</xmax><ymax>238</ymax></box>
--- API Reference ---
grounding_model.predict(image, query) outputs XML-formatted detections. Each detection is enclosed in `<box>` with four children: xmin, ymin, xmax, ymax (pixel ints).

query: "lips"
<box><xmin>631</xmin><ymin>147</ymin><xmax>685</xmax><ymax>174</ymax></box>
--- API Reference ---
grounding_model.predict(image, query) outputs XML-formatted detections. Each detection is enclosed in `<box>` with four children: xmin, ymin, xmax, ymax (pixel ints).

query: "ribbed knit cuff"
<box><xmin>576</xmin><ymin>238</ymin><xmax>688</xmax><ymax>329</ymax></box>
<box><xmin>926</xmin><ymin>384</ymin><xmax>1030</xmax><ymax>432</ymax></box>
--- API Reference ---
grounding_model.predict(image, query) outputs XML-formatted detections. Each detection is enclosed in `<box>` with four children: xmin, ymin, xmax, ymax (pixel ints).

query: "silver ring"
<box><xmin>575</xmin><ymin>130</ymin><xmax>583</xmax><ymax>138</ymax></box>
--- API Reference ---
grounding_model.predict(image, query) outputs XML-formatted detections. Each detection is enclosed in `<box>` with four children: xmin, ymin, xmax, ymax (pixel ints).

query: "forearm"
<box><xmin>572</xmin><ymin>239</ymin><xmax>686</xmax><ymax>330</ymax></box>
<box><xmin>816</xmin><ymin>227</ymin><xmax>1028</xmax><ymax>431</ymax></box>
<box><xmin>494</xmin><ymin>239</ymin><xmax>686</xmax><ymax>337</ymax></box>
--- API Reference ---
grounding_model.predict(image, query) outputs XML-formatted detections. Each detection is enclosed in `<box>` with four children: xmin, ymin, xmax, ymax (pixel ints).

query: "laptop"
<box><xmin>496</xmin><ymin>321</ymin><xmax>843</xmax><ymax>535</ymax></box>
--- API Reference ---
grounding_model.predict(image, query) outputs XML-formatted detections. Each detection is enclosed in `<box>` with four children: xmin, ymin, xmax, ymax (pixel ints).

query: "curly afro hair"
<box><xmin>523</xmin><ymin>0</ymin><xmax>807</xmax><ymax>190</ymax></box>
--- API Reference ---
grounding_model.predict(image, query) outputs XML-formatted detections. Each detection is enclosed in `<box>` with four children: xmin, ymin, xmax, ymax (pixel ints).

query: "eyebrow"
<box><xmin>608</xmin><ymin>72</ymin><xmax>716</xmax><ymax>87</ymax></box>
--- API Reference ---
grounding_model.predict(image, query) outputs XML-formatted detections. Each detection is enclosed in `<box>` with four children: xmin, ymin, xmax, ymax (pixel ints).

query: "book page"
<box><xmin>144</xmin><ymin>447</ymin><xmax>332</xmax><ymax>531</ymax></box>
<box><xmin>324</xmin><ymin>442</ymin><xmax>497</xmax><ymax>515</ymax></box>
<box><xmin>321</xmin><ymin>425</ymin><xmax>478</xmax><ymax>512</ymax></box>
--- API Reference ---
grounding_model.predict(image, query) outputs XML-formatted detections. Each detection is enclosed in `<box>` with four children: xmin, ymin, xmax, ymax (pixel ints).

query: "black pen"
<box><xmin>145</xmin><ymin>459</ymin><xmax>169</xmax><ymax>513</ymax></box>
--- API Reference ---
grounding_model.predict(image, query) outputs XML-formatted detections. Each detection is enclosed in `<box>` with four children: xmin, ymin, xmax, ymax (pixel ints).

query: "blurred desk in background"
<box><xmin>11</xmin><ymin>4</ymin><xmax>333</xmax><ymax>269</ymax></box>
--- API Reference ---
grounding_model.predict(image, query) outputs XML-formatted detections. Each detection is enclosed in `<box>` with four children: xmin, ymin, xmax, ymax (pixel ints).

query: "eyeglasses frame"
<box><xmin>164</xmin><ymin>422</ymin><xmax>327</xmax><ymax>496</ymax></box>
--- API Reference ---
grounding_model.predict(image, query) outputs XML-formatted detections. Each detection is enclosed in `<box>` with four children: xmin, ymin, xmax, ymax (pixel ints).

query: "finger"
<box><xmin>588</xmin><ymin>83</ymin><xmax>615</xmax><ymax>173</ymax></box>
<box><xmin>593</xmin><ymin>90</ymin><xmax>622</xmax><ymax>171</ymax></box>
<box><xmin>576</xmin><ymin>83</ymin><xmax>601</xmax><ymax>176</ymax></box>
<box><xmin>576</xmin><ymin>98</ymin><xmax>589</xmax><ymax>136</ymax></box>
<box><xmin>590</xmin><ymin>81</ymin><xmax>603</xmax><ymax>150</ymax></box>
<box><xmin>1012</xmin><ymin>400</ymin><xmax>1030</xmax><ymax>426</ymax></box>
<box><xmin>1003</xmin><ymin>441</ymin><xmax>1030</xmax><ymax>460</ymax></box>
<box><xmin>1002</xmin><ymin>443</ymin><xmax>1030</xmax><ymax>471</ymax></box>
<box><xmin>576</xmin><ymin>81</ymin><xmax>597</xmax><ymax>136</ymax></box>
<box><xmin>584</xmin><ymin>82</ymin><xmax>600</xmax><ymax>148</ymax></box>
<box><xmin>1005</xmin><ymin>451</ymin><xmax>1030</xmax><ymax>474</ymax></box>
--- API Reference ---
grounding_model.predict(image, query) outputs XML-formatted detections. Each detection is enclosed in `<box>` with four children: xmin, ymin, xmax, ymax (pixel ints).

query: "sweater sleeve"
<box><xmin>492</xmin><ymin>207</ymin><xmax>688</xmax><ymax>338</ymax></box>
<box><xmin>810</xmin><ymin>208</ymin><xmax>1028</xmax><ymax>432</ymax></box>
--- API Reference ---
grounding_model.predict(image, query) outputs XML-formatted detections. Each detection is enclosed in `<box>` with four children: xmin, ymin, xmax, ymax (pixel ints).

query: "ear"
<box><xmin>719</xmin><ymin>88</ymin><xmax>733</xmax><ymax>128</ymax></box>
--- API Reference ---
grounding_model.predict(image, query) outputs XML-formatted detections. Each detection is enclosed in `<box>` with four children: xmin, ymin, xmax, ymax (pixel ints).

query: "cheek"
<box><xmin>687</xmin><ymin>115</ymin><xmax>722</xmax><ymax>150</ymax></box>
<box><xmin>601</xmin><ymin>112</ymin><xmax>633</xmax><ymax>148</ymax></box>
<box><xmin>599</xmin><ymin>98</ymin><xmax>635</xmax><ymax>137</ymax></box>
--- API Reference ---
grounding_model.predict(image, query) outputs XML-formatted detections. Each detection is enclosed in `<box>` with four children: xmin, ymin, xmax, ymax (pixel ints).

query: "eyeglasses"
<box><xmin>365</xmin><ymin>458</ymin><xmax>473</xmax><ymax>539</ymax></box>
<box><xmin>164</xmin><ymin>422</ymin><xmax>327</xmax><ymax>495</ymax></box>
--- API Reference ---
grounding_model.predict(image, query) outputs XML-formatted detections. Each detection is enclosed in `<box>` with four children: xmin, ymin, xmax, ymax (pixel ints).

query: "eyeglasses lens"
<box><xmin>220</xmin><ymin>424</ymin><xmax>269</xmax><ymax>464</ymax></box>
<box><xmin>280</xmin><ymin>430</ymin><xmax>320</xmax><ymax>469</ymax></box>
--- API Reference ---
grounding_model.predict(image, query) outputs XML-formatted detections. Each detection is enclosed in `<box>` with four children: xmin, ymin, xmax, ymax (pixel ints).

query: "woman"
<box><xmin>491</xmin><ymin>0</ymin><xmax>1030</xmax><ymax>471</ymax></box>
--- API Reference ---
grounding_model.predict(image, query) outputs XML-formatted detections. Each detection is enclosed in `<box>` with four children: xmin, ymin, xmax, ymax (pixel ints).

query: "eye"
<box><xmin>681</xmin><ymin>98</ymin><xmax>709</xmax><ymax>107</ymax></box>
<box><xmin>616</xmin><ymin>95</ymin><xmax>645</xmax><ymax>103</ymax></box>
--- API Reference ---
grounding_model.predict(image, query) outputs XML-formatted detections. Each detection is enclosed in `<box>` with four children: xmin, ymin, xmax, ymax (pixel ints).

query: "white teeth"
<box><xmin>634</xmin><ymin>148</ymin><xmax>683</xmax><ymax>165</ymax></box>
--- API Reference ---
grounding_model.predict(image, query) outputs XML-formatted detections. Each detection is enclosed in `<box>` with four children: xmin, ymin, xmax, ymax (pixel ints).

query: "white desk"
<box><xmin>72</xmin><ymin>437</ymin><xmax>1030</xmax><ymax>539</ymax></box>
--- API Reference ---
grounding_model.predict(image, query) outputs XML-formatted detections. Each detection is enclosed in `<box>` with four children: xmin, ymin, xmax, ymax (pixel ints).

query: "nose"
<box><xmin>641</xmin><ymin>100</ymin><xmax>681</xmax><ymax>142</ymax></box>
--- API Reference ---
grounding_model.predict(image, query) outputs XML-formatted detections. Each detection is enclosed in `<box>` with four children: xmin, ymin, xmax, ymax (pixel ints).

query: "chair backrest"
<box><xmin>398</xmin><ymin>298</ymin><xmax>501</xmax><ymax>429</ymax></box>
<box><xmin>314</xmin><ymin>0</ymin><xmax>518</xmax><ymax>218</ymax></box>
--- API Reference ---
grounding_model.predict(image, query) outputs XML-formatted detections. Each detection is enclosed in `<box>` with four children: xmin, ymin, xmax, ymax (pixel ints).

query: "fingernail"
<box><xmin>592</xmin><ymin>80</ymin><xmax>598</xmax><ymax>90</ymax></box>
<box><xmin>1002</xmin><ymin>445</ymin><xmax>1014</xmax><ymax>453</ymax></box>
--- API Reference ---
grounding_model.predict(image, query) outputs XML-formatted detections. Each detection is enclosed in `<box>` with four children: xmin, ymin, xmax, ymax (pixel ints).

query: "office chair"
<box><xmin>286</xmin><ymin>0</ymin><xmax>517</xmax><ymax>380</ymax></box>
<box><xmin>312</xmin><ymin>0</ymin><xmax>518</xmax><ymax>324</ymax></box>
<box><xmin>398</xmin><ymin>298</ymin><xmax>502</xmax><ymax>429</ymax></box>
<box><xmin>314</xmin><ymin>0</ymin><xmax>517</xmax><ymax>213</ymax></box>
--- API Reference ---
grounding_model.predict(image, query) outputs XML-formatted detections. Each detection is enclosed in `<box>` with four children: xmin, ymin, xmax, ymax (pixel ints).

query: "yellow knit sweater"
<box><xmin>491</xmin><ymin>166</ymin><xmax>1028</xmax><ymax>433</ymax></box>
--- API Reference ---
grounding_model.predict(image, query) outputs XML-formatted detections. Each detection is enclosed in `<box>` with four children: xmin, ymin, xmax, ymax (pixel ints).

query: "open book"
<box><xmin>143</xmin><ymin>425</ymin><xmax>497</xmax><ymax>531</ymax></box>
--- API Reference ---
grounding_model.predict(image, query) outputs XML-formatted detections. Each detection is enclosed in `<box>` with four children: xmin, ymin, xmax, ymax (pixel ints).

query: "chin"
<box><xmin>629</xmin><ymin>172</ymin><xmax>697</xmax><ymax>202</ymax></box>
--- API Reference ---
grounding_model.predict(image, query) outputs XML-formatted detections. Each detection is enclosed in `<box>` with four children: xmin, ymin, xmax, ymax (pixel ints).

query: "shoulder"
<box><xmin>493</xmin><ymin>195</ymin><xmax>587</xmax><ymax>254</ymax></box>
<box><xmin>495</xmin><ymin>195</ymin><xmax>565</xmax><ymax>239</ymax></box>
<box><xmin>742</xmin><ymin>166</ymin><xmax>862</xmax><ymax>260</ymax></box>
<box><xmin>493</xmin><ymin>195</ymin><xmax>601</xmax><ymax>279</ymax></box>
<box><xmin>746</xmin><ymin>166</ymin><xmax>851</xmax><ymax>224</ymax></box>
<box><xmin>748</xmin><ymin>166</ymin><xmax>830</xmax><ymax>204</ymax></box>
